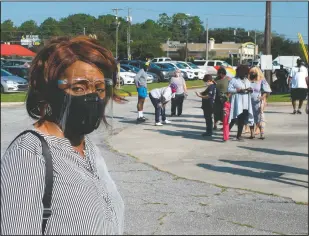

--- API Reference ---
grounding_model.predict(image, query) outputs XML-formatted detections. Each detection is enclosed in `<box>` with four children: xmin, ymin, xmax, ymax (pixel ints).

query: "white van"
<box><xmin>151</xmin><ymin>57</ymin><xmax>172</xmax><ymax>63</ymax></box>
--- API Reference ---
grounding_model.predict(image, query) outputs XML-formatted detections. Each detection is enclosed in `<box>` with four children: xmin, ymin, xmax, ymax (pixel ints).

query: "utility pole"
<box><xmin>184</xmin><ymin>14</ymin><xmax>190</xmax><ymax>62</ymax></box>
<box><xmin>126</xmin><ymin>8</ymin><xmax>131</xmax><ymax>60</ymax></box>
<box><xmin>254</xmin><ymin>31</ymin><xmax>256</xmax><ymax>60</ymax></box>
<box><xmin>167</xmin><ymin>38</ymin><xmax>170</xmax><ymax>57</ymax></box>
<box><xmin>185</xmin><ymin>26</ymin><xmax>188</xmax><ymax>62</ymax></box>
<box><xmin>112</xmin><ymin>8</ymin><xmax>123</xmax><ymax>60</ymax></box>
<box><xmin>206</xmin><ymin>18</ymin><xmax>209</xmax><ymax>60</ymax></box>
<box><xmin>264</xmin><ymin>1</ymin><xmax>272</xmax><ymax>85</ymax></box>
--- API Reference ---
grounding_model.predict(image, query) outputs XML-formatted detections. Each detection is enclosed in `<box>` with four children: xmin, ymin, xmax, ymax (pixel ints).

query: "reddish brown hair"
<box><xmin>26</xmin><ymin>35</ymin><xmax>125</xmax><ymax>123</ymax></box>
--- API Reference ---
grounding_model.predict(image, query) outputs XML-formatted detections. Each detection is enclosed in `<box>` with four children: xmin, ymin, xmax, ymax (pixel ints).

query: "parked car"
<box><xmin>121</xmin><ymin>64</ymin><xmax>158</xmax><ymax>83</ymax></box>
<box><xmin>2</xmin><ymin>65</ymin><xmax>29</xmax><ymax>81</ymax></box>
<box><xmin>157</xmin><ymin>61</ymin><xmax>196</xmax><ymax>80</ymax></box>
<box><xmin>154</xmin><ymin>63</ymin><xmax>185</xmax><ymax>80</ymax></box>
<box><xmin>176</xmin><ymin>61</ymin><xmax>206</xmax><ymax>80</ymax></box>
<box><xmin>192</xmin><ymin>59</ymin><xmax>236</xmax><ymax>76</ymax></box>
<box><xmin>2</xmin><ymin>59</ymin><xmax>32</xmax><ymax>68</ymax></box>
<box><xmin>120</xmin><ymin>60</ymin><xmax>172</xmax><ymax>82</ymax></box>
<box><xmin>1</xmin><ymin>69</ymin><xmax>29</xmax><ymax>93</ymax></box>
<box><xmin>151</xmin><ymin>57</ymin><xmax>172</xmax><ymax>63</ymax></box>
<box><xmin>119</xmin><ymin>68</ymin><xmax>136</xmax><ymax>85</ymax></box>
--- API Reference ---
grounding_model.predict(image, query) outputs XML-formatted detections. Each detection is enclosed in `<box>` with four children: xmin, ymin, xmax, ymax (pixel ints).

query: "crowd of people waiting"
<box><xmin>133</xmin><ymin>59</ymin><xmax>308</xmax><ymax>142</ymax></box>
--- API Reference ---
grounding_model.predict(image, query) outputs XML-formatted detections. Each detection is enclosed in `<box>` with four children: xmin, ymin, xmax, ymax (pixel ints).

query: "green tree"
<box><xmin>18</xmin><ymin>20</ymin><xmax>39</xmax><ymax>35</ymax></box>
<box><xmin>39</xmin><ymin>17</ymin><xmax>62</xmax><ymax>39</ymax></box>
<box><xmin>58</xmin><ymin>14</ymin><xmax>97</xmax><ymax>36</ymax></box>
<box><xmin>1</xmin><ymin>19</ymin><xmax>16</xmax><ymax>42</ymax></box>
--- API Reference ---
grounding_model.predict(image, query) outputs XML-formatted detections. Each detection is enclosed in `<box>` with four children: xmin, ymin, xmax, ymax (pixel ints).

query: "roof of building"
<box><xmin>1</xmin><ymin>44</ymin><xmax>36</xmax><ymax>57</ymax></box>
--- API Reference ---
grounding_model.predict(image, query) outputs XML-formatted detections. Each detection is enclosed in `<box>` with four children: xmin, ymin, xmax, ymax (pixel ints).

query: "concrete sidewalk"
<box><xmin>110</xmin><ymin>89</ymin><xmax>308</xmax><ymax>202</ymax></box>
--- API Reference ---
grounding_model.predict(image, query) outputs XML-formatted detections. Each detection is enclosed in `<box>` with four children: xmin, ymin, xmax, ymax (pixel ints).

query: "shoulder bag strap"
<box><xmin>8</xmin><ymin>130</ymin><xmax>53</xmax><ymax>235</ymax></box>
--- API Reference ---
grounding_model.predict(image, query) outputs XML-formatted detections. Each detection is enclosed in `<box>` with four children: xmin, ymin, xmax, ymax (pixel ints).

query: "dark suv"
<box><xmin>120</xmin><ymin>60</ymin><xmax>173</xmax><ymax>82</ymax></box>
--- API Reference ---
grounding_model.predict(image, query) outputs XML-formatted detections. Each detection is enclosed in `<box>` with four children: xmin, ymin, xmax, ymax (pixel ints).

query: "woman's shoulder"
<box><xmin>3</xmin><ymin>130</ymin><xmax>43</xmax><ymax>159</ymax></box>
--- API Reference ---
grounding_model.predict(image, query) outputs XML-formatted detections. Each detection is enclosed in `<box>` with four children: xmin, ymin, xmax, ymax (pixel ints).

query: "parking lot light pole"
<box><xmin>167</xmin><ymin>38</ymin><xmax>170</xmax><ymax>57</ymax></box>
<box><xmin>185</xmin><ymin>14</ymin><xmax>190</xmax><ymax>62</ymax></box>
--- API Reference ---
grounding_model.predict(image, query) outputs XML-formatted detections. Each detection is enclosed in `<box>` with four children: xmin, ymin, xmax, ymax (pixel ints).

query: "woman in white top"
<box><xmin>149</xmin><ymin>83</ymin><xmax>178</xmax><ymax>126</ymax></box>
<box><xmin>288</xmin><ymin>59</ymin><xmax>308</xmax><ymax>114</ymax></box>
<box><xmin>170</xmin><ymin>69</ymin><xmax>188</xmax><ymax>116</ymax></box>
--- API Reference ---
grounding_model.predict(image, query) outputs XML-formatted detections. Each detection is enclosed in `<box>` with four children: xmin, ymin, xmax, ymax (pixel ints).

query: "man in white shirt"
<box><xmin>149</xmin><ymin>83</ymin><xmax>178</xmax><ymax>126</ymax></box>
<box><xmin>288</xmin><ymin>59</ymin><xmax>308</xmax><ymax>114</ymax></box>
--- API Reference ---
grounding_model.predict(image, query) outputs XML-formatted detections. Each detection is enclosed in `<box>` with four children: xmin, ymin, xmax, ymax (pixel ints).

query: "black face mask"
<box><xmin>47</xmin><ymin>89</ymin><xmax>105</xmax><ymax>145</ymax></box>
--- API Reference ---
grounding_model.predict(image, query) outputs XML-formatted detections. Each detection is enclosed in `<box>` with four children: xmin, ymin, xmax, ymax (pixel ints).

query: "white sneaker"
<box><xmin>155</xmin><ymin>122</ymin><xmax>163</xmax><ymax>126</ymax></box>
<box><xmin>162</xmin><ymin>120</ymin><xmax>171</xmax><ymax>124</ymax></box>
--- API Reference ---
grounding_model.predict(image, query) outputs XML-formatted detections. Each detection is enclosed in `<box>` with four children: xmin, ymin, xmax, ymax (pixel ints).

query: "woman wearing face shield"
<box><xmin>1</xmin><ymin>36</ymin><xmax>125</xmax><ymax>235</ymax></box>
<box><xmin>170</xmin><ymin>69</ymin><xmax>188</xmax><ymax>116</ymax></box>
<box><xmin>228</xmin><ymin>65</ymin><xmax>254</xmax><ymax>141</ymax></box>
<box><xmin>247</xmin><ymin>67</ymin><xmax>272</xmax><ymax>139</ymax></box>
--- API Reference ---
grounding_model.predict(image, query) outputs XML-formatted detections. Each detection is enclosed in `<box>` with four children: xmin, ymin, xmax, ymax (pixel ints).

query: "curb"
<box><xmin>1</xmin><ymin>102</ymin><xmax>25</xmax><ymax>107</ymax></box>
<box><xmin>117</xmin><ymin>85</ymin><xmax>204</xmax><ymax>97</ymax></box>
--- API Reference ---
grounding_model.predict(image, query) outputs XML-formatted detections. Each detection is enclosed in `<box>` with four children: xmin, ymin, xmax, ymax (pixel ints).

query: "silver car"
<box><xmin>1</xmin><ymin>69</ymin><xmax>29</xmax><ymax>93</ymax></box>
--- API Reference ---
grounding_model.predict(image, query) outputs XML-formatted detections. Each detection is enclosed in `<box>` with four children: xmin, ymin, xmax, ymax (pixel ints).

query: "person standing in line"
<box><xmin>195</xmin><ymin>74</ymin><xmax>216</xmax><ymax>137</ymax></box>
<box><xmin>228</xmin><ymin>65</ymin><xmax>254</xmax><ymax>141</ymax></box>
<box><xmin>222</xmin><ymin>99</ymin><xmax>231</xmax><ymax>141</ymax></box>
<box><xmin>149</xmin><ymin>83</ymin><xmax>178</xmax><ymax>126</ymax></box>
<box><xmin>170</xmin><ymin>69</ymin><xmax>188</xmax><ymax>116</ymax></box>
<box><xmin>134</xmin><ymin>62</ymin><xmax>149</xmax><ymax>123</ymax></box>
<box><xmin>248</xmin><ymin>66</ymin><xmax>272</xmax><ymax>139</ymax></box>
<box><xmin>276</xmin><ymin>65</ymin><xmax>289</xmax><ymax>93</ymax></box>
<box><xmin>288</xmin><ymin>59</ymin><xmax>308</xmax><ymax>114</ymax></box>
<box><xmin>213</xmin><ymin>67</ymin><xmax>231</xmax><ymax>130</ymax></box>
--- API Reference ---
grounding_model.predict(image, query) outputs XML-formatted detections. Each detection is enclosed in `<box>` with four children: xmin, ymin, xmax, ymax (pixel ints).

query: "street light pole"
<box><xmin>264</xmin><ymin>1</ymin><xmax>272</xmax><ymax>85</ymax></box>
<box><xmin>254</xmin><ymin>31</ymin><xmax>256</xmax><ymax>60</ymax></box>
<box><xmin>206</xmin><ymin>18</ymin><xmax>209</xmax><ymax>60</ymax></box>
<box><xmin>127</xmin><ymin>8</ymin><xmax>131</xmax><ymax>60</ymax></box>
<box><xmin>167</xmin><ymin>38</ymin><xmax>170</xmax><ymax>57</ymax></box>
<box><xmin>185</xmin><ymin>13</ymin><xmax>190</xmax><ymax>62</ymax></box>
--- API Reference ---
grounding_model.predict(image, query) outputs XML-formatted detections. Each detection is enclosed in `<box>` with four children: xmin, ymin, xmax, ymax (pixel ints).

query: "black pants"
<box><xmin>214</xmin><ymin>99</ymin><xmax>223</xmax><ymax>123</ymax></box>
<box><xmin>149</xmin><ymin>93</ymin><xmax>166</xmax><ymax>123</ymax></box>
<box><xmin>229</xmin><ymin>109</ymin><xmax>249</xmax><ymax>138</ymax></box>
<box><xmin>171</xmin><ymin>94</ymin><xmax>185</xmax><ymax>116</ymax></box>
<box><xmin>202</xmin><ymin>102</ymin><xmax>214</xmax><ymax>134</ymax></box>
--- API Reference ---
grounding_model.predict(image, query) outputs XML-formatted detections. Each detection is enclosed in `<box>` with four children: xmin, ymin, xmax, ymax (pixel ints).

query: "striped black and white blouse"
<box><xmin>1</xmin><ymin>129</ymin><xmax>124</xmax><ymax>235</ymax></box>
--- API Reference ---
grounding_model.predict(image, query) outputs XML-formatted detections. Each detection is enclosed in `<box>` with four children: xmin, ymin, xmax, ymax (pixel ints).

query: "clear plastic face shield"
<box><xmin>55</xmin><ymin>69</ymin><xmax>115</xmax><ymax>143</ymax></box>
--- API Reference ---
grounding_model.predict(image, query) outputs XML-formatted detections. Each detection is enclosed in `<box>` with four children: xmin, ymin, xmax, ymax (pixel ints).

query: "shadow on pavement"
<box><xmin>144</xmin><ymin>128</ymin><xmax>224</xmax><ymax>143</ymax></box>
<box><xmin>265</xmin><ymin>111</ymin><xmax>288</xmax><ymax>114</ymax></box>
<box><xmin>238</xmin><ymin>146</ymin><xmax>308</xmax><ymax>158</ymax></box>
<box><xmin>197</xmin><ymin>163</ymin><xmax>308</xmax><ymax>188</ymax></box>
<box><xmin>220</xmin><ymin>160</ymin><xmax>308</xmax><ymax>176</ymax></box>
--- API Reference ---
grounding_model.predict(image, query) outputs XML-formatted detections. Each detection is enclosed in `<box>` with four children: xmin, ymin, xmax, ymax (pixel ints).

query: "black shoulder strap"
<box><xmin>8</xmin><ymin>130</ymin><xmax>53</xmax><ymax>235</ymax></box>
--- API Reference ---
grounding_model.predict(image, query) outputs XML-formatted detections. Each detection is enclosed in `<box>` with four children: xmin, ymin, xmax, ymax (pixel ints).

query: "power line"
<box><xmin>132</xmin><ymin>8</ymin><xmax>308</xmax><ymax>19</ymax></box>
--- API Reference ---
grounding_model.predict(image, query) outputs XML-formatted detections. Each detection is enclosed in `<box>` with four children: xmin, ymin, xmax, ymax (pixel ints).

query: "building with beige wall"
<box><xmin>161</xmin><ymin>38</ymin><xmax>258</xmax><ymax>62</ymax></box>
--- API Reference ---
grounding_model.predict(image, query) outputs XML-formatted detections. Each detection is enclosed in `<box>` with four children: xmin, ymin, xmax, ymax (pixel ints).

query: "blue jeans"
<box><xmin>149</xmin><ymin>93</ymin><xmax>166</xmax><ymax>123</ymax></box>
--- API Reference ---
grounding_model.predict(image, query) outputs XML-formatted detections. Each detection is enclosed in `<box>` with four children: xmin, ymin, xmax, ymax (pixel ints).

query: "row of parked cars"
<box><xmin>1</xmin><ymin>58</ymin><xmax>31</xmax><ymax>93</ymax></box>
<box><xmin>118</xmin><ymin>59</ymin><xmax>208</xmax><ymax>85</ymax></box>
<box><xmin>1</xmin><ymin>57</ymin><xmax>235</xmax><ymax>93</ymax></box>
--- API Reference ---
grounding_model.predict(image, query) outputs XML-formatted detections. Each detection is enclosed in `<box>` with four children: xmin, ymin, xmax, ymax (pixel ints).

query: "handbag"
<box><xmin>7</xmin><ymin>130</ymin><xmax>53</xmax><ymax>235</ymax></box>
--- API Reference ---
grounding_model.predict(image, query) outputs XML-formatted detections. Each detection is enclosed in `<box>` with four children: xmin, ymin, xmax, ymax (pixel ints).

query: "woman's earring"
<box><xmin>45</xmin><ymin>103</ymin><xmax>52</xmax><ymax>116</ymax></box>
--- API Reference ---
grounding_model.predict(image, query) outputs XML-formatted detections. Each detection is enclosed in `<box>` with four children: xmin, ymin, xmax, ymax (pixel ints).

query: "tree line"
<box><xmin>1</xmin><ymin>13</ymin><xmax>307</xmax><ymax>60</ymax></box>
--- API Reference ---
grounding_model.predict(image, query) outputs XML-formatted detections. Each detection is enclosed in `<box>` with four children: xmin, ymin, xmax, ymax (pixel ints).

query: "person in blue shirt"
<box><xmin>195</xmin><ymin>74</ymin><xmax>217</xmax><ymax>136</ymax></box>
